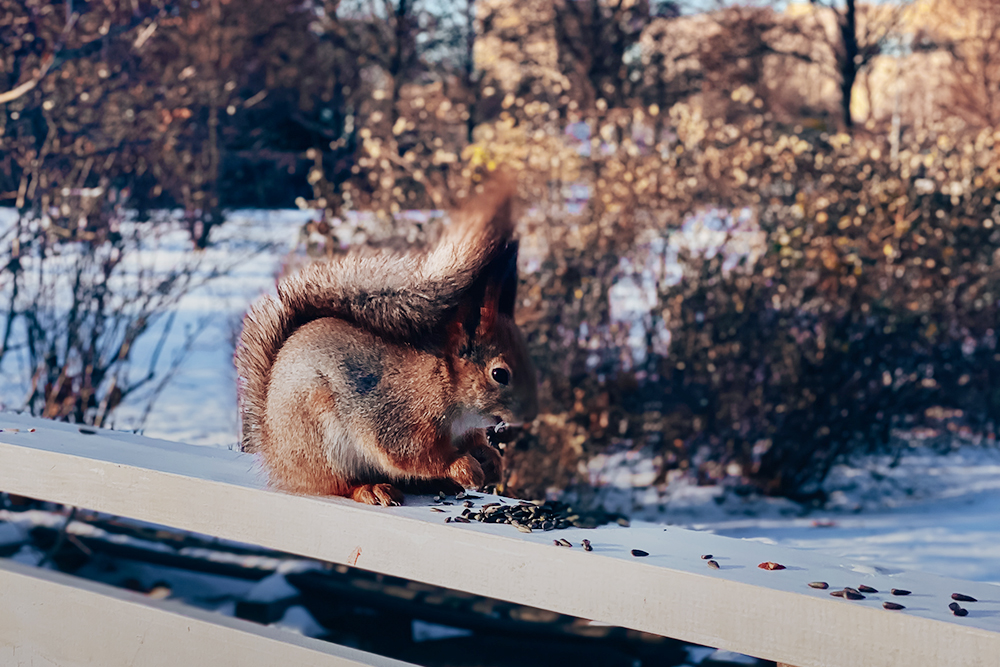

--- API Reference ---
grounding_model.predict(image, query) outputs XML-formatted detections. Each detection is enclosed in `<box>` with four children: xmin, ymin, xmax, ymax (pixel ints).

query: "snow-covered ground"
<box><xmin>2</xmin><ymin>207</ymin><xmax>999</xmax><ymax>588</ymax></box>
<box><xmin>675</xmin><ymin>447</ymin><xmax>1000</xmax><ymax>584</ymax></box>
<box><xmin>0</xmin><ymin>208</ymin><xmax>310</xmax><ymax>446</ymax></box>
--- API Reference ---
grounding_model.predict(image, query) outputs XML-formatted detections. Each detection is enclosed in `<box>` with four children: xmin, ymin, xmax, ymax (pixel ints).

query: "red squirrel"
<box><xmin>235</xmin><ymin>176</ymin><xmax>538</xmax><ymax>505</ymax></box>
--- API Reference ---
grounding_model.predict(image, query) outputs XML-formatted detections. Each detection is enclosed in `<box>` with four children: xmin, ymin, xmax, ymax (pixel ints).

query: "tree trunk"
<box><xmin>838</xmin><ymin>0</ymin><xmax>859</xmax><ymax>130</ymax></box>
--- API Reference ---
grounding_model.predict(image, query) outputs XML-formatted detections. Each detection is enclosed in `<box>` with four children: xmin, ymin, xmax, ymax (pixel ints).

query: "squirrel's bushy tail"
<box><xmin>236</xmin><ymin>174</ymin><xmax>516</xmax><ymax>452</ymax></box>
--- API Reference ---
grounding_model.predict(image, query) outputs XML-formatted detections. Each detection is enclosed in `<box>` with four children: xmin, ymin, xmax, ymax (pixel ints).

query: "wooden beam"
<box><xmin>0</xmin><ymin>557</ymin><xmax>414</xmax><ymax>667</ymax></box>
<box><xmin>2</xmin><ymin>414</ymin><xmax>999</xmax><ymax>667</ymax></box>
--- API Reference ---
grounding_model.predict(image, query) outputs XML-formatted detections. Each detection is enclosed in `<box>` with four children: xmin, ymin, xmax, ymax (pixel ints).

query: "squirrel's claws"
<box><xmin>351</xmin><ymin>483</ymin><xmax>405</xmax><ymax>506</ymax></box>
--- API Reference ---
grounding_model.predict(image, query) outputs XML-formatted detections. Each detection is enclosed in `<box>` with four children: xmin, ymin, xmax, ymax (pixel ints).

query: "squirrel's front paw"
<box><xmin>446</xmin><ymin>455</ymin><xmax>485</xmax><ymax>490</ymax></box>
<box><xmin>350</xmin><ymin>483</ymin><xmax>404</xmax><ymax>506</ymax></box>
<box><xmin>469</xmin><ymin>445</ymin><xmax>503</xmax><ymax>485</ymax></box>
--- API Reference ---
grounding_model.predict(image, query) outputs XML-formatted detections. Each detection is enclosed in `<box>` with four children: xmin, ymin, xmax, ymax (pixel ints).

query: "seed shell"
<box><xmin>808</xmin><ymin>581</ymin><xmax>829</xmax><ymax>589</ymax></box>
<box><xmin>582</xmin><ymin>539</ymin><xmax>592</xmax><ymax>552</ymax></box>
<box><xmin>700</xmin><ymin>554</ymin><xmax>713</xmax><ymax>560</ymax></box>
<box><xmin>706</xmin><ymin>560</ymin><xmax>720</xmax><ymax>570</ymax></box>
<box><xmin>631</xmin><ymin>549</ymin><xmax>648</xmax><ymax>557</ymax></box>
<box><xmin>883</xmin><ymin>602</ymin><xmax>905</xmax><ymax>610</ymax></box>
<box><xmin>758</xmin><ymin>561</ymin><xmax>786</xmax><ymax>571</ymax></box>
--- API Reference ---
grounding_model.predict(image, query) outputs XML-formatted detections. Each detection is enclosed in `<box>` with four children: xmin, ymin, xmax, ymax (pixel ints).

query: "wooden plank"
<box><xmin>2</xmin><ymin>414</ymin><xmax>1000</xmax><ymax>667</ymax></box>
<box><xmin>0</xmin><ymin>557</ymin><xmax>414</xmax><ymax>667</ymax></box>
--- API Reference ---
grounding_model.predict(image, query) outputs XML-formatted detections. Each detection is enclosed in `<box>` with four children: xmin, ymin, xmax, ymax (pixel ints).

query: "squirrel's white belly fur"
<box><xmin>319</xmin><ymin>418</ymin><xmax>385</xmax><ymax>482</ymax></box>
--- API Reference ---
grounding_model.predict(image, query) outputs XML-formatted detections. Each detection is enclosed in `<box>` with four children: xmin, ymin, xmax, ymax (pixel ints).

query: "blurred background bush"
<box><xmin>2</xmin><ymin>0</ymin><xmax>999</xmax><ymax>502</ymax></box>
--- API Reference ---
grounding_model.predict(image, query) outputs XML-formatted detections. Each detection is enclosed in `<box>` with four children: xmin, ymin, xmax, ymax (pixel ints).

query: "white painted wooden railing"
<box><xmin>1</xmin><ymin>412</ymin><xmax>998</xmax><ymax>667</ymax></box>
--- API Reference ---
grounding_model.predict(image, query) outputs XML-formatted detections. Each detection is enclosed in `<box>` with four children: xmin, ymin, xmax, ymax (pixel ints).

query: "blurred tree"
<box><xmin>805</xmin><ymin>0</ymin><xmax>912</xmax><ymax>130</ymax></box>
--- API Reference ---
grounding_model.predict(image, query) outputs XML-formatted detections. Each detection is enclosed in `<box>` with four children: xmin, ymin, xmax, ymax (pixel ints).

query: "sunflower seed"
<box><xmin>582</xmin><ymin>539</ymin><xmax>592</xmax><ymax>551</ymax></box>
<box><xmin>707</xmin><ymin>560</ymin><xmax>720</xmax><ymax>569</ymax></box>
<box><xmin>858</xmin><ymin>585</ymin><xmax>878</xmax><ymax>593</ymax></box>
<box><xmin>808</xmin><ymin>582</ymin><xmax>829</xmax><ymax>589</ymax></box>
<box><xmin>700</xmin><ymin>554</ymin><xmax>713</xmax><ymax>560</ymax></box>
<box><xmin>949</xmin><ymin>602</ymin><xmax>969</xmax><ymax>616</ymax></box>
<box><xmin>951</xmin><ymin>593</ymin><xmax>977</xmax><ymax>602</ymax></box>
<box><xmin>430</xmin><ymin>508</ymin><xmax>444</xmax><ymax>513</ymax></box>
<box><xmin>890</xmin><ymin>588</ymin><xmax>911</xmax><ymax>596</ymax></box>
<box><xmin>882</xmin><ymin>602</ymin><xmax>905</xmax><ymax>610</ymax></box>
<box><xmin>631</xmin><ymin>549</ymin><xmax>648</xmax><ymax>557</ymax></box>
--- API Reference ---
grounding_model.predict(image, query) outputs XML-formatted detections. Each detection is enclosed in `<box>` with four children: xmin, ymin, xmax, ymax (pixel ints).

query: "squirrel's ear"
<box><xmin>479</xmin><ymin>241</ymin><xmax>519</xmax><ymax>333</ymax></box>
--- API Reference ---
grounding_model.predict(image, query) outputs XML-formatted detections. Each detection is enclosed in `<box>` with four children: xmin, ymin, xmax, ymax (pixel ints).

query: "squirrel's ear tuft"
<box><xmin>479</xmin><ymin>241</ymin><xmax>520</xmax><ymax>333</ymax></box>
<box><xmin>496</xmin><ymin>241</ymin><xmax>519</xmax><ymax>318</ymax></box>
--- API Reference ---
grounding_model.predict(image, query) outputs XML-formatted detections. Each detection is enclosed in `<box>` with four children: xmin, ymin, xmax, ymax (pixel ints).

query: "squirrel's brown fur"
<box><xmin>235</xmin><ymin>174</ymin><xmax>538</xmax><ymax>504</ymax></box>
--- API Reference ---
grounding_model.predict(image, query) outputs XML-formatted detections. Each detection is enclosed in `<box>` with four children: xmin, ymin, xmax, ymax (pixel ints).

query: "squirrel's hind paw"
<box><xmin>351</xmin><ymin>483</ymin><xmax>404</xmax><ymax>506</ymax></box>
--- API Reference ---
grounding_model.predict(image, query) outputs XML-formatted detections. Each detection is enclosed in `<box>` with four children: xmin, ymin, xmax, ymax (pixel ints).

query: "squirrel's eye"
<box><xmin>491</xmin><ymin>367</ymin><xmax>510</xmax><ymax>386</ymax></box>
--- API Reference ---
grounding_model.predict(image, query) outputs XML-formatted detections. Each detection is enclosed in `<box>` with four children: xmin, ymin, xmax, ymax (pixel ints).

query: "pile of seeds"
<box><xmin>437</xmin><ymin>494</ymin><xmax>629</xmax><ymax>532</ymax></box>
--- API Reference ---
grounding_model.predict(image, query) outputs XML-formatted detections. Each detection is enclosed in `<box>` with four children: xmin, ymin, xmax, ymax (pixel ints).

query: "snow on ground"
<box><xmin>584</xmin><ymin>444</ymin><xmax>1000</xmax><ymax>584</ymax></box>
<box><xmin>700</xmin><ymin>447</ymin><xmax>1000</xmax><ymax>584</ymax></box>
<box><xmin>109</xmin><ymin>210</ymin><xmax>309</xmax><ymax>446</ymax></box>
<box><xmin>0</xmin><ymin>208</ymin><xmax>308</xmax><ymax>447</ymax></box>
<box><xmin>2</xmin><ymin>207</ymin><xmax>999</xmax><ymax>587</ymax></box>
